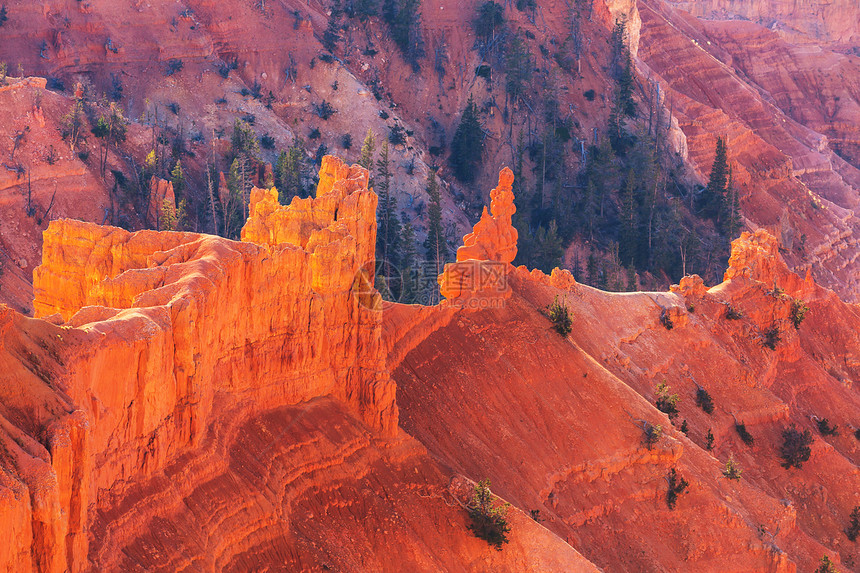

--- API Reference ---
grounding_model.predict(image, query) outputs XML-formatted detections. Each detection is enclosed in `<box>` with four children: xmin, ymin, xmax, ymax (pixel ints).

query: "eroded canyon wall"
<box><xmin>0</xmin><ymin>156</ymin><xmax>396</xmax><ymax>572</ymax></box>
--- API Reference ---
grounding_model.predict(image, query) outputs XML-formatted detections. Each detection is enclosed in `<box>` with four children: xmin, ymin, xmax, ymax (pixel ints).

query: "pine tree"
<box><xmin>323</xmin><ymin>7</ymin><xmax>341</xmax><ymax>52</ymax></box>
<box><xmin>171</xmin><ymin>160</ymin><xmax>186</xmax><ymax>200</ymax></box>
<box><xmin>505</xmin><ymin>33</ymin><xmax>532</xmax><ymax>106</ymax></box>
<box><xmin>450</xmin><ymin>95</ymin><xmax>484</xmax><ymax>183</ymax></box>
<box><xmin>226</xmin><ymin>157</ymin><xmax>252</xmax><ymax>238</ymax></box>
<box><xmin>702</xmin><ymin>137</ymin><xmax>728</xmax><ymax>220</ymax></box>
<box><xmin>399</xmin><ymin>220</ymin><xmax>420</xmax><ymax>304</ymax></box>
<box><xmin>424</xmin><ymin>169</ymin><xmax>446</xmax><ymax>300</ymax></box>
<box><xmin>275</xmin><ymin>141</ymin><xmax>306</xmax><ymax>203</ymax></box>
<box><xmin>723</xmin><ymin>165</ymin><xmax>742</xmax><ymax>238</ymax></box>
<box><xmin>376</xmin><ymin>141</ymin><xmax>402</xmax><ymax>296</ymax></box>
<box><xmin>92</xmin><ymin>102</ymin><xmax>128</xmax><ymax>178</ymax></box>
<box><xmin>359</xmin><ymin>129</ymin><xmax>376</xmax><ymax>171</ymax></box>
<box><xmin>619</xmin><ymin>169</ymin><xmax>637</xmax><ymax>266</ymax></box>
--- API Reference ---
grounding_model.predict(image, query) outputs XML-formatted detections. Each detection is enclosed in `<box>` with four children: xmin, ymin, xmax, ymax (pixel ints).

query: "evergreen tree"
<box><xmin>230</xmin><ymin>118</ymin><xmax>259</xmax><ymax>163</ymax></box>
<box><xmin>450</xmin><ymin>96</ymin><xmax>484</xmax><ymax>183</ymax></box>
<box><xmin>723</xmin><ymin>165</ymin><xmax>742</xmax><ymax>238</ymax></box>
<box><xmin>376</xmin><ymin>141</ymin><xmax>402</xmax><ymax>296</ymax></box>
<box><xmin>382</xmin><ymin>0</ymin><xmax>424</xmax><ymax>70</ymax></box>
<box><xmin>619</xmin><ymin>169</ymin><xmax>637</xmax><ymax>265</ymax></box>
<box><xmin>91</xmin><ymin>102</ymin><xmax>128</xmax><ymax>178</ymax></box>
<box><xmin>171</xmin><ymin>160</ymin><xmax>186</xmax><ymax>200</ymax></box>
<box><xmin>504</xmin><ymin>33</ymin><xmax>532</xmax><ymax>106</ymax></box>
<box><xmin>226</xmin><ymin>157</ymin><xmax>252</xmax><ymax>238</ymax></box>
<box><xmin>424</xmin><ymin>168</ymin><xmax>447</xmax><ymax>297</ymax></box>
<box><xmin>275</xmin><ymin>141</ymin><xmax>306</xmax><ymax>203</ymax></box>
<box><xmin>531</xmin><ymin>221</ymin><xmax>563</xmax><ymax>272</ymax></box>
<box><xmin>474</xmin><ymin>2</ymin><xmax>505</xmax><ymax>46</ymax></box>
<box><xmin>399</xmin><ymin>221</ymin><xmax>420</xmax><ymax>303</ymax></box>
<box><xmin>358</xmin><ymin>129</ymin><xmax>376</xmax><ymax>171</ymax></box>
<box><xmin>701</xmin><ymin>137</ymin><xmax>728</xmax><ymax>220</ymax></box>
<box><xmin>323</xmin><ymin>6</ymin><xmax>342</xmax><ymax>52</ymax></box>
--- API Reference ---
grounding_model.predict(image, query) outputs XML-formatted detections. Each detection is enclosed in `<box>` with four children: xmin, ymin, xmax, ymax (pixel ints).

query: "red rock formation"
<box><xmin>438</xmin><ymin>168</ymin><xmax>519</xmax><ymax>305</ymax></box>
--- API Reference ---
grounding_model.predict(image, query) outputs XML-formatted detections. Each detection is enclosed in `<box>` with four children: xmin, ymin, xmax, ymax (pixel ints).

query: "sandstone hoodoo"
<box><xmin>2</xmin><ymin>0</ymin><xmax>860</xmax><ymax>569</ymax></box>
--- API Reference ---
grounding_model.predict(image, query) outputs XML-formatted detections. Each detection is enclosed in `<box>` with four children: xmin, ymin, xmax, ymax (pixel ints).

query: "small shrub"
<box><xmin>789</xmin><ymin>299</ymin><xmax>809</xmax><ymax>329</ymax></box>
<box><xmin>696</xmin><ymin>387</ymin><xmax>714</xmax><ymax>415</ymax></box>
<box><xmin>260</xmin><ymin>134</ymin><xmax>275</xmax><ymax>149</ymax></box>
<box><xmin>318</xmin><ymin>53</ymin><xmax>335</xmax><ymax>63</ymax></box>
<box><xmin>167</xmin><ymin>102</ymin><xmax>180</xmax><ymax>115</ymax></box>
<box><xmin>680</xmin><ymin>420</ymin><xmax>689</xmax><ymax>435</ymax></box>
<box><xmin>314</xmin><ymin>100</ymin><xmax>337</xmax><ymax>120</ymax></box>
<box><xmin>762</xmin><ymin>325</ymin><xmax>781</xmax><ymax>350</ymax></box>
<box><xmin>309</xmin><ymin>127</ymin><xmax>321</xmax><ymax>139</ymax></box>
<box><xmin>659</xmin><ymin>309</ymin><xmax>674</xmax><ymax>330</ymax></box>
<box><xmin>0</xmin><ymin>5</ymin><xmax>7</xmax><ymax>28</ymax></box>
<box><xmin>817</xmin><ymin>418</ymin><xmax>839</xmax><ymax>436</ymax></box>
<box><xmin>341</xmin><ymin>133</ymin><xmax>352</xmax><ymax>149</ymax></box>
<box><xmin>855</xmin><ymin>427</ymin><xmax>860</xmax><ymax>442</ymax></box>
<box><xmin>378</xmin><ymin>110</ymin><xmax>390</xmax><ymax>120</ymax></box>
<box><xmin>735</xmin><ymin>422</ymin><xmax>754</xmax><ymax>446</ymax></box>
<box><xmin>314</xmin><ymin>143</ymin><xmax>328</xmax><ymax>164</ymax></box>
<box><xmin>388</xmin><ymin>124</ymin><xmax>407</xmax><ymax>145</ymax></box>
<box><xmin>529</xmin><ymin>509</ymin><xmax>542</xmax><ymax>522</ymax></box>
<box><xmin>666</xmin><ymin>468</ymin><xmax>689</xmax><ymax>510</ymax></box>
<box><xmin>847</xmin><ymin>506</ymin><xmax>860</xmax><ymax>542</ymax></box>
<box><xmin>767</xmin><ymin>285</ymin><xmax>786</xmax><ymax>300</ymax></box>
<box><xmin>546</xmin><ymin>296</ymin><xmax>572</xmax><ymax>337</ymax></box>
<box><xmin>725</xmin><ymin>304</ymin><xmax>743</xmax><ymax>320</ymax></box>
<box><xmin>723</xmin><ymin>455</ymin><xmax>742</xmax><ymax>480</ymax></box>
<box><xmin>164</xmin><ymin>58</ymin><xmax>184</xmax><ymax>76</ymax></box>
<box><xmin>467</xmin><ymin>479</ymin><xmax>510</xmax><ymax>551</ymax></box>
<box><xmin>476</xmin><ymin>64</ymin><xmax>492</xmax><ymax>80</ymax></box>
<box><xmin>583</xmin><ymin>89</ymin><xmax>596</xmax><ymax>101</ymax></box>
<box><xmin>706</xmin><ymin>429</ymin><xmax>714</xmax><ymax>451</ymax></box>
<box><xmin>780</xmin><ymin>425</ymin><xmax>813</xmax><ymax>469</ymax></box>
<box><xmin>815</xmin><ymin>555</ymin><xmax>839</xmax><ymax>573</ymax></box>
<box><xmin>643</xmin><ymin>423</ymin><xmax>663</xmax><ymax>449</ymax></box>
<box><xmin>655</xmin><ymin>382</ymin><xmax>679</xmax><ymax>420</ymax></box>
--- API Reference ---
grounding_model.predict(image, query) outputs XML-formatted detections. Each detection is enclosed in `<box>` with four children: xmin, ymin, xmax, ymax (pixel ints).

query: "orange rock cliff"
<box><xmin>3</xmin><ymin>162</ymin><xmax>860</xmax><ymax>571</ymax></box>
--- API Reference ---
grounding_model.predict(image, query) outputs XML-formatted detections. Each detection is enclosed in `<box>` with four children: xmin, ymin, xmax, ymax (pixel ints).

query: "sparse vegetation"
<box><xmin>696</xmin><ymin>387</ymin><xmax>714</xmax><ymax>415</ymax></box>
<box><xmin>680</xmin><ymin>420</ymin><xmax>688</xmax><ymax>435</ymax></box>
<box><xmin>341</xmin><ymin>133</ymin><xmax>352</xmax><ymax>149</ymax></box>
<box><xmin>780</xmin><ymin>425</ymin><xmax>813</xmax><ymax>469</ymax></box>
<box><xmin>725</xmin><ymin>304</ymin><xmax>743</xmax><ymax>320</ymax></box>
<box><xmin>643</xmin><ymin>422</ymin><xmax>663</xmax><ymax>449</ymax></box>
<box><xmin>762</xmin><ymin>325</ymin><xmax>781</xmax><ymax>350</ymax></box>
<box><xmin>789</xmin><ymin>299</ymin><xmax>809</xmax><ymax>329</ymax></box>
<box><xmin>0</xmin><ymin>5</ymin><xmax>7</xmax><ymax>27</ymax></box>
<box><xmin>388</xmin><ymin>124</ymin><xmax>407</xmax><ymax>145</ymax></box>
<box><xmin>659</xmin><ymin>309</ymin><xmax>674</xmax><ymax>330</ymax></box>
<box><xmin>546</xmin><ymin>296</ymin><xmax>572</xmax><ymax>337</ymax></box>
<box><xmin>308</xmin><ymin>127</ymin><xmax>321</xmax><ymax>139</ymax></box>
<box><xmin>723</xmin><ymin>455</ymin><xmax>742</xmax><ymax>480</ymax></box>
<box><xmin>314</xmin><ymin>100</ymin><xmax>337</xmax><ymax>120</ymax></box>
<box><xmin>666</xmin><ymin>468</ymin><xmax>689</xmax><ymax>510</ymax></box>
<box><xmin>735</xmin><ymin>422</ymin><xmax>754</xmax><ymax>446</ymax></box>
<box><xmin>164</xmin><ymin>58</ymin><xmax>184</xmax><ymax>76</ymax></box>
<box><xmin>816</xmin><ymin>418</ymin><xmax>839</xmax><ymax>437</ymax></box>
<box><xmin>655</xmin><ymin>382</ymin><xmax>679</xmax><ymax>420</ymax></box>
<box><xmin>847</xmin><ymin>506</ymin><xmax>860</xmax><ymax>542</ymax></box>
<box><xmin>466</xmin><ymin>479</ymin><xmax>510</xmax><ymax>551</ymax></box>
<box><xmin>706</xmin><ymin>429</ymin><xmax>714</xmax><ymax>450</ymax></box>
<box><xmin>815</xmin><ymin>555</ymin><xmax>839</xmax><ymax>573</ymax></box>
<box><xmin>583</xmin><ymin>89</ymin><xmax>596</xmax><ymax>101</ymax></box>
<box><xmin>260</xmin><ymin>133</ymin><xmax>275</xmax><ymax>149</ymax></box>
